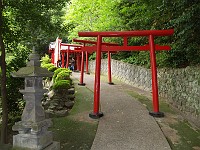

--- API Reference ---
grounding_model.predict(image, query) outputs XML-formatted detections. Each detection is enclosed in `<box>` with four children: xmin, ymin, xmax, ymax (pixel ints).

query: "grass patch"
<box><xmin>170</xmin><ymin>121</ymin><xmax>200</xmax><ymax>150</ymax></box>
<box><xmin>127</xmin><ymin>90</ymin><xmax>175</xmax><ymax>114</ymax></box>
<box><xmin>127</xmin><ymin>90</ymin><xmax>200</xmax><ymax>150</ymax></box>
<box><xmin>50</xmin><ymin>78</ymin><xmax>98</xmax><ymax>150</ymax></box>
<box><xmin>0</xmin><ymin>144</ymin><xmax>12</xmax><ymax>150</ymax></box>
<box><xmin>1</xmin><ymin>77</ymin><xmax>97</xmax><ymax>150</ymax></box>
<box><xmin>51</xmin><ymin>118</ymin><xmax>97</xmax><ymax>150</ymax></box>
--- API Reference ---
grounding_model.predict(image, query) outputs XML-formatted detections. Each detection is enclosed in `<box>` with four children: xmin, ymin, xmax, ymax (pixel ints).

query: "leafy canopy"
<box><xmin>64</xmin><ymin>0</ymin><xmax>200</xmax><ymax>68</ymax></box>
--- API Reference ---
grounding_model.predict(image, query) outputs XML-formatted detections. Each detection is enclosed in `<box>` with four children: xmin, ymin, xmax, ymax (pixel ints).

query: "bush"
<box><xmin>41</xmin><ymin>54</ymin><xmax>51</xmax><ymax>65</ymax></box>
<box><xmin>52</xmin><ymin>80</ymin><xmax>71</xmax><ymax>90</ymax></box>
<box><xmin>53</xmin><ymin>68</ymin><xmax>71</xmax><ymax>82</ymax></box>
<box><xmin>55</xmin><ymin>70</ymin><xmax>71</xmax><ymax>83</ymax></box>
<box><xmin>48</xmin><ymin>65</ymin><xmax>58</xmax><ymax>72</ymax></box>
<box><xmin>41</xmin><ymin>63</ymin><xmax>54</xmax><ymax>69</ymax></box>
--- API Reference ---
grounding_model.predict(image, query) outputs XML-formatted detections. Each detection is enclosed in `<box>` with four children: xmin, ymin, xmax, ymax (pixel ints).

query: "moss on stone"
<box><xmin>12</xmin><ymin>66</ymin><xmax>53</xmax><ymax>77</ymax></box>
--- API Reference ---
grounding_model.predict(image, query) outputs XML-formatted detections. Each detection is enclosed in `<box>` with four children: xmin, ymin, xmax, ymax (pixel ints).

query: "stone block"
<box><xmin>13</xmin><ymin>131</ymin><xmax>53</xmax><ymax>150</ymax></box>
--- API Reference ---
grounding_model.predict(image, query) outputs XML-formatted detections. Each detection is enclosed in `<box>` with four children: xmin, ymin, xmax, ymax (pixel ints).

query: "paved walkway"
<box><xmin>72</xmin><ymin>72</ymin><xmax>171</xmax><ymax>150</ymax></box>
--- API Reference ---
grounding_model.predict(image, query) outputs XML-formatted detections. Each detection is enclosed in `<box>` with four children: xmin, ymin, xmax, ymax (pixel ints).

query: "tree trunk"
<box><xmin>0</xmin><ymin>0</ymin><xmax>8</xmax><ymax>144</ymax></box>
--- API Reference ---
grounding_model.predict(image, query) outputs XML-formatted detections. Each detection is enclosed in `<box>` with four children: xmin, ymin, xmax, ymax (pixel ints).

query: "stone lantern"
<box><xmin>11</xmin><ymin>47</ymin><xmax>60</xmax><ymax>150</ymax></box>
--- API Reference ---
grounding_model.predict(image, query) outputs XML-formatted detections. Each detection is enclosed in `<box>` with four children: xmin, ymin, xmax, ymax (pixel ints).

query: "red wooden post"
<box><xmin>108</xmin><ymin>51</ymin><xmax>113</xmax><ymax>85</ymax></box>
<box><xmin>51</xmin><ymin>51</ymin><xmax>54</xmax><ymax>64</ymax></box>
<box><xmin>78</xmin><ymin>51</ymin><xmax>86</xmax><ymax>86</ymax></box>
<box><xmin>89</xmin><ymin>35</ymin><xmax>103</xmax><ymax>119</ymax></box>
<box><xmin>149</xmin><ymin>35</ymin><xmax>164</xmax><ymax>117</ymax></box>
<box><xmin>74</xmin><ymin>53</ymin><xmax>78</xmax><ymax>71</ymax></box>
<box><xmin>61</xmin><ymin>52</ymin><xmax>65</xmax><ymax>68</ymax></box>
<box><xmin>66</xmin><ymin>51</ymin><xmax>69</xmax><ymax>68</ymax></box>
<box><xmin>85</xmin><ymin>51</ymin><xmax>90</xmax><ymax>74</ymax></box>
<box><xmin>76</xmin><ymin>53</ymin><xmax>81</xmax><ymax>71</ymax></box>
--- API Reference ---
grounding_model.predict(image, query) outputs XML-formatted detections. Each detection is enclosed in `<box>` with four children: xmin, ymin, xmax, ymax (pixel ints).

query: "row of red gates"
<box><xmin>49</xmin><ymin>29</ymin><xmax>174</xmax><ymax>119</ymax></box>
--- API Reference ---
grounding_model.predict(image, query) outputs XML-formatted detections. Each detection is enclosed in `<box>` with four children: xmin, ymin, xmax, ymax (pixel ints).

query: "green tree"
<box><xmin>115</xmin><ymin>0</ymin><xmax>200</xmax><ymax>67</ymax></box>
<box><xmin>0</xmin><ymin>0</ymin><xmax>68</xmax><ymax>144</ymax></box>
<box><xmin>63</xmin><ymin>0</ymin><xmax>121</xmax><ymax>40</ymax></box>
<box><xmin>65</xmin><ymin>0</ymin><xmax>200</xmax><ymax>68</ymax></box>
<box><xmin>0</xmin><ymin>0</ymin><xmax>8</xmax><ymax>144</ymax></box>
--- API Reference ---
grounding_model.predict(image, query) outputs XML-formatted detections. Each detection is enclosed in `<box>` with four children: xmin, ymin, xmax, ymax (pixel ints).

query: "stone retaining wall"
<box><xmin>89</xmin><ymin>59</ymin><xmax>200</xmax><ymax>127</ymax></box>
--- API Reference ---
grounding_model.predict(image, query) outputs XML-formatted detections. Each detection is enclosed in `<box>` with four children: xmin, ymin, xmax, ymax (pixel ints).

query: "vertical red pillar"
<box><xmin>76</xmin><ymin>53</ymin><xmax>81</xmax><ymax>71</ymax></box>
<box><xmin>149</xmin><ymin>35</ymin><xmax>164</xmax><ymax>117</ymax></box>
<box><xmin>78</xmin><ymin>54</ymin><xmax>81</xmax><ymax>71</ymax></box>
<box><xmin>61</xmin><ymin>52</ymin><xmax>65</xmax><ymax>68</ymax></box>
<box><xmin>51</xmin><ymin>51</ymin><xmax>54</xmax><ymax>64</ymax></box>
<box><xmin>66</xmin><ymin>51</ymin><xmax>69</xmax><ymax>68</ymax></box>
<box><xmin>108</xmin><ymin>51</ymin><xmax>113</xmax><ymax>85</ymax></box>
<box><xmin>78</xmin><ymin>51</ymin><xmax>86</xmax><ymax>86</ymax></box>
<box><xmin>89</xmin><ymin>35</ymin><xmax>103</xmax><ymax>119</ymax></box>
<box><xmin>75</xmin><ymin>53</ymin><xmax>78</xmax><ymax>71</ymax></box>
<box><xmin>85</xmin><ymin>51</ymin><xmax>90</xmax><ymax>74</ymax></box>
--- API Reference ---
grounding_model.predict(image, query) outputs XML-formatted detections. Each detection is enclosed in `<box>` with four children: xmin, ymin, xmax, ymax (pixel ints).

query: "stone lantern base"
<box><xmin>12</xmin><ymin>119</ymin><xmax>60</xmax><ymax>150</ymax></box>
<box><xmin>13</xmin><ymin>132</ymin><xmax>59</xmax><ymax>150</ymax></box>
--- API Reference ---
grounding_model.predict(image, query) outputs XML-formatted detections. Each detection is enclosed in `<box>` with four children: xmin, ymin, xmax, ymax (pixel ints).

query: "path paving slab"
<box><xmin>72</xmin><ymin>72</ymin><xmax>171</xmax><ymax>150</ymax></box>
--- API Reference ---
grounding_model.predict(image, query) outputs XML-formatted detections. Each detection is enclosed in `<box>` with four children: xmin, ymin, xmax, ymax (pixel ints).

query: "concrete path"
<box><xmin>72</xmin><ymin>72</ymin><xmax>171</xmax><ymax>150</ymax></box>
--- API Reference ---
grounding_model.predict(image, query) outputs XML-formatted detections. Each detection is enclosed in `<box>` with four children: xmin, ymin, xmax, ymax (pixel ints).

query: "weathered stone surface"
<box><xmin>42</xmin><ymin>85</ymin><xmax>75</xmax><ymax>117</ymax></box>
<box><xmin>13</xmin><ymin>131</ymin><xmax>53</xmax><ymax>150</ymax></box>
<box><xmin>65</xmin><ymin>101</ymin><xmax>74</xmax><ymax>108</ymax></box>
<box><xmin>89</xmin><ymin>59</ymin><xmax>200</xmax><ymax>127</ymax></box>
<box><xmin>12</xmin><ymin>48</ymin><xmax>59</xmax><ymax>150</ymax></box>
<box><xmin>68</xmin><ymin>88</ymin><xmax>75</xmax><ymax>94</ymax></box>
<box><xmin>55</xmin><ymin>110</ymin><xmax>68</xmax><ymax>117</ymax></box>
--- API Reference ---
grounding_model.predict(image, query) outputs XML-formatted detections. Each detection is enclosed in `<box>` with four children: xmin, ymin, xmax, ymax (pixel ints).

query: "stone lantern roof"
<box><xmin>11</xmin><ymin>47</ymin><xmax>53</xmax><ymax>78</ymax></box>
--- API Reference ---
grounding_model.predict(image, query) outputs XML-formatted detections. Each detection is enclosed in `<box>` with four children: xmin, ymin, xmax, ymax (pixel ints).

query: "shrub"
<box><xmin>41</xmin><ymin>54</ymin><xmax>51</xmax><ymax>65</ymax></box>
<box><xmin>55</xmin><ymin>70</ymin><xmax>71</xmax><ymax>83</ymax></box>
<box><xmin>53</xmin><ymin>68</ymin><xmax>71</xmax><ymax>82</ymax></box>
<box><xmin>48</xmin><ymin>65</ymin><xmax>58</xmax><ymax>72</ymax></box>
<box><xmin>52</xmin><ymin>80</ymin><xmax>71</xmax><ymax>90</ymax></box>
<box><xmin>41</xmin><ymin>63</ymin><xmax>54</xmax><ymax>69</ymax></box>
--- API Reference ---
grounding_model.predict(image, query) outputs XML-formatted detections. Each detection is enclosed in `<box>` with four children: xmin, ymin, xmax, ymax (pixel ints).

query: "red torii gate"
<box><xmin>48</xmin><ymin>41</ymin><xmax>83</xmax><ymax>69</ymax></box>
<box><xmin>60</xmin><ymin>43</ymin><xmax>82</xmax><ymax>69</ymax></box>
<box><xmin>73</xmin><ymin>39</ymin><xmax>118</xmax><ymax>85</ymax></box>
<box><xmin>78</xmin><ymin>29</ymin><xmax>174</xmax><ymax>119</ymax></box>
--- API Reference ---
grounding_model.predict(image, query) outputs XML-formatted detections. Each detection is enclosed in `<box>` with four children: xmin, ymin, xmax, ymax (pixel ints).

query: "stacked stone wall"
<box><xmin>89</xmin><ymin>59</ymin><xmax>200</xmax><ymax>127</ymax></box>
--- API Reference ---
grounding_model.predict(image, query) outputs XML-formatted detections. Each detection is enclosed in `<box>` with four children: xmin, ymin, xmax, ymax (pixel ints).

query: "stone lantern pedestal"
<box><xmin>12</xmin><ymin>48</ymin><xmax>60</xmax><ymax>150</ymax></box>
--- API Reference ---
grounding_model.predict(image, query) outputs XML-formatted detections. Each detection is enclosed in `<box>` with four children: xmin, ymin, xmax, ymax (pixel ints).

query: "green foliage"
<box><xmin>65</xmin><ymin>0</ymin><xmax>200</xmax><ymax>68</ymax></box>
<box><xmin>41</xmin><ymin>54</ymin><xmax>51</xmax><ymax>65</ymax></box>
<box><xmin>0</xmin><ymin>0</ymin><xmax>69</xmax><ymax>135</ymax></box>
<box><xmin>52</xmin><ymin>80</ymin><xmax>71</xmax><ymax>90</ymax></box>
<box><xmin>89</xmin><ymin>52</ymin><xmax>96</xmax><ymax>61</ymax></box>
<box><xmin>63</xmin><ymin>0</ymin><xmax>121</xmax><ymax>40</ymax></box>
<box><xmin>41</xmin><ymin>60</ymin><xmax>58</xmax><ymax>72</ymax></box>
<box><xmin>3</xmin><ymin>45</ymin><xmax>30</xmax><ymax>123</ymax></box>
<box><xmin>48</xmin><ymin>66</ymin><xmax>58</xmax><ymax>72</ymax></box>
<box><xmin>3</xmin><ymin>0</ymin><xmax>68</xmax><ymax>51</ymax></box>
<box><xmin>55</xmin><ymin>70</ymin><xmax>71</xmax><ymax>83</ymax></box>
<box><xmin>41</xmin><ymin>63</ymin><xmax>54</xmax><ymax>69</ymax></box>
<box><xmin>53</xmin><ymin>68</ymin><xmax>71</xmax><ymax>82</ymax></box>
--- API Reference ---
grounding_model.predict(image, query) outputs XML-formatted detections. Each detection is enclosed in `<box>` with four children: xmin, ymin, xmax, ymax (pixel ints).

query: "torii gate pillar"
<box><xmin>78</xmin><ymin>51</ymin><xmax>86</xmax><ymax>86</ymax></box>
<box><xmin>108</xmin><ymin>51</ymin><xmax>114</xmax><ymax>85</ymax></box>
<box><xmin>89</xmin><ymin>35</ymin><xmax>104</xmax><ymax>118</ymax></box>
